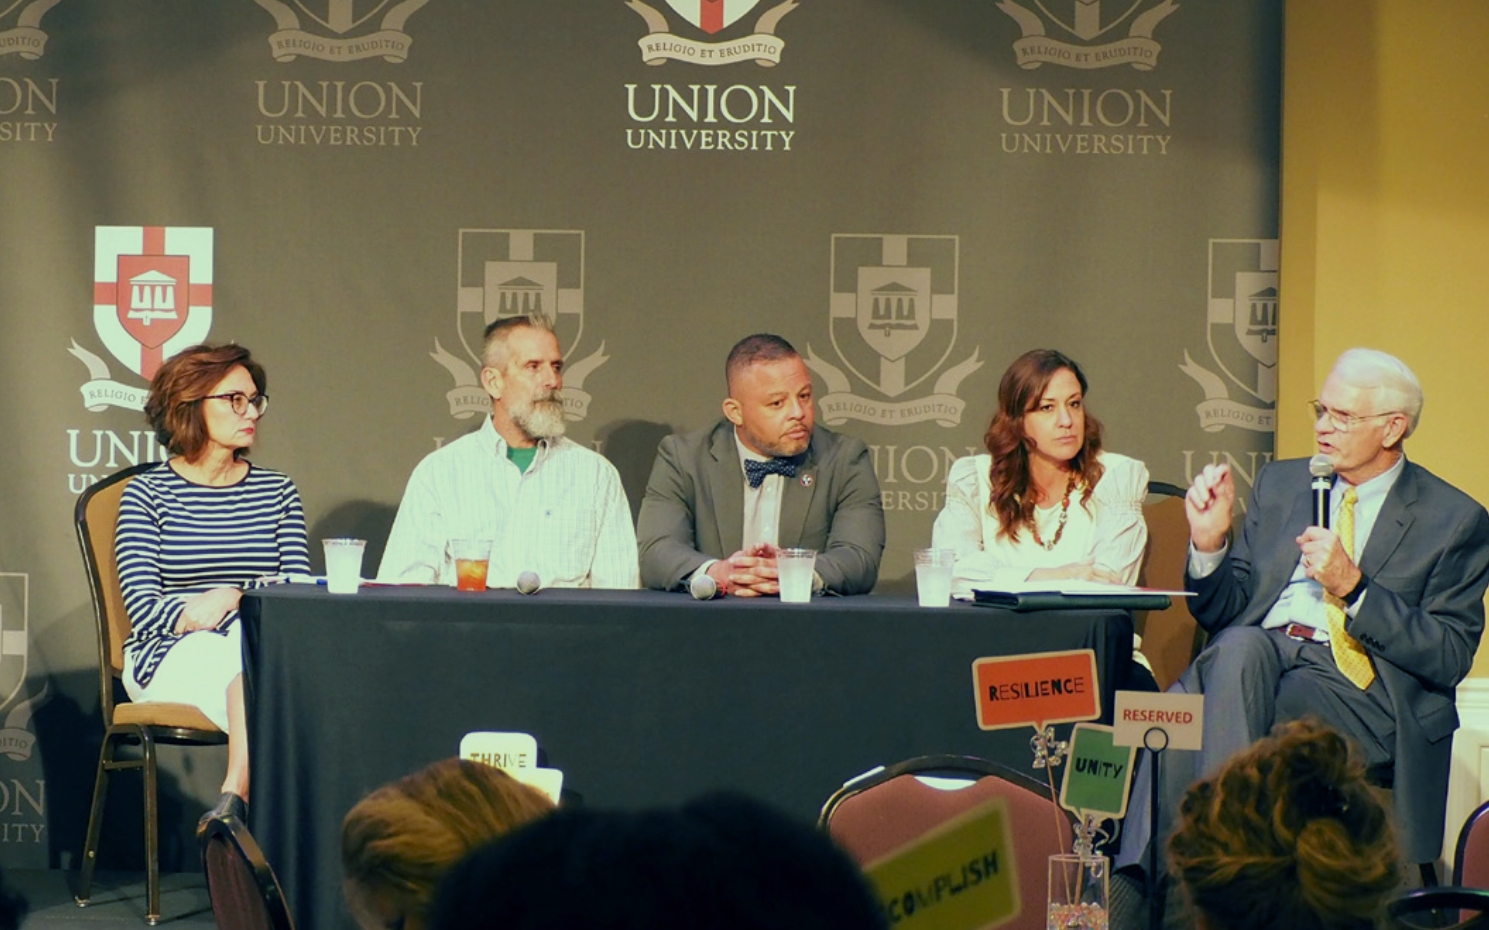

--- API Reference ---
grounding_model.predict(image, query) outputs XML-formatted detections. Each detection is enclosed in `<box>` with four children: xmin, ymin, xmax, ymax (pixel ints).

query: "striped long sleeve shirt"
<box><xmin>115</xmin><ymin>462</ymin><xmax>310</xmax><ymax>687</ymax></box>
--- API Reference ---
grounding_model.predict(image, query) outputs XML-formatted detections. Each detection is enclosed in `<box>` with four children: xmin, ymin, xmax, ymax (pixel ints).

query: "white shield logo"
<box><xmin>855</xmin><ymin>266</ymin><xmax>931</xmax><ymax>363</ymax></box>
<box><xmin>286</xmin><ymin>0</ymin><xmax>398</xmax><ymax>34</ymax></box>
<box><xmin>455</xmin><ymin>229</ymin><xmax>585</xmax><ymax>366</ymax></box>
<box><xmin>0</xmin><ymin>574</ymin><xmax>28</xmax><ymax>712</ymax></box>
<box><xmin>662</xmin><ymin>0</ymin><xmax>761</xmax><ymax>35</ymax></box>
<box><xmin>829</xmin><ymin>235</ymin><xmax>958</xmax><ymax>399</ymax></box>
<box><xmin>1231</xmin><ymin>271</ymin><xmax>1278</xmax><ymax>360</ymax></box>
<box><xmin>1032</xmin><ymin>0</ymin><xmax>1148</xmax><ymax>40</ymax></box>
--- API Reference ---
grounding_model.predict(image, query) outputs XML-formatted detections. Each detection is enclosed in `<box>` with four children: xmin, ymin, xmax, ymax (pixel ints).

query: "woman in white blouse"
<box><xmin>933</xmin><ymin>348</ymin><xmax>1149</xmax><ymax>599</ymax></box>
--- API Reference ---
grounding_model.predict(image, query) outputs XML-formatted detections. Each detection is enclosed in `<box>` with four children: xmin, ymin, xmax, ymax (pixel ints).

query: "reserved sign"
<box><xmin>1111</xmin><ymin>691</ymin><xmax>1205</xmax><ymax>751</ymax></box>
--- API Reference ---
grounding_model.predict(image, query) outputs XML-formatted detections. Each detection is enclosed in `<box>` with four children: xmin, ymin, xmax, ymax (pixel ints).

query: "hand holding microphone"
<box><xmin>1297</xmin><ymin>454</ymin><xmax>1360</xmax><ymax>596</ymax></box>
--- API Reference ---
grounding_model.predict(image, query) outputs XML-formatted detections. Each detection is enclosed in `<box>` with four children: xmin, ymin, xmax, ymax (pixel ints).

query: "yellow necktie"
<box><xmin>1326</xmin><ymin>487</ymin><xmax>1375</xmax><ymax>689</ymax></box>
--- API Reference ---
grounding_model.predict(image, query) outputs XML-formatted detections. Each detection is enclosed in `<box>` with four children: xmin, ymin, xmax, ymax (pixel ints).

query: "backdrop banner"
<box><xmin>0</xmin><ymin>0</ymin><xmax>1279</xmax><ymax>870</ymax></box>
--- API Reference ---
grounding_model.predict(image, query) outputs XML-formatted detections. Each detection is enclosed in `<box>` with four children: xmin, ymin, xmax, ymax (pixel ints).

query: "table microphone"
<box><xmin>689</xmin><ymin>573</ymin><xmax>720</xmax><ymax>600</ymax></box>
<box><xmin>1309</xmin><ymin>454</ymin><xmax>1334</xmax><ymax>530</ymax></box>
<box><xmin>516</xmin><ymin>571</ymin><xmax>541</xmax><ymax>595</ymax></box>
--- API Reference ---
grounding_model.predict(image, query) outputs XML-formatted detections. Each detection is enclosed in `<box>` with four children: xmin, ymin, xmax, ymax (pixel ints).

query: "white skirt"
<box><xmin>122</xmin><ymin>621</ymin><xmax>240</xmax><ymax>732</ymax></box>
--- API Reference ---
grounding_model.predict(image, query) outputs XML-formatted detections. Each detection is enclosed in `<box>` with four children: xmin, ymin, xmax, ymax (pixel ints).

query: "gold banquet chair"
<box><xmin>74</xmin><ymin>463</ymin><xmax>227</xmax><ymax>925</ymax></box>
<box><xmin>1135</xmin><ymin>481</ymin><xmax>1206</xmax><ymax>690</ymax></box>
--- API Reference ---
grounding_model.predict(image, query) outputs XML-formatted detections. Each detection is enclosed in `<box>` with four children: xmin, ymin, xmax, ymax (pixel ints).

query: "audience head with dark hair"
<box><xmin>1167</xmin><ymin>718</ymin><xmax>1400</xmax><ymax>930</ymax></box>
<box><xmin>342</xmin><ymin>758</ymin><xmax>555</xmax><ymax>930</ymax></box>
<box><xmin>429</xmin><ymin>791</ymin><xmax>889</xmax><ymax>930</ymax></box>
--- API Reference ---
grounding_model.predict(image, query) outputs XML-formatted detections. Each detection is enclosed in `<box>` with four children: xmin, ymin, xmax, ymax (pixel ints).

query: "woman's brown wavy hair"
<box><xmin>1168</xmin><ymin>719</ymin><xmax>1399</xmax><ymax>930</ymax></box>
<box><xmin>983</xmin><ymin>349</ymin><xmax>1103</xmax><ymax>541</ymax></box>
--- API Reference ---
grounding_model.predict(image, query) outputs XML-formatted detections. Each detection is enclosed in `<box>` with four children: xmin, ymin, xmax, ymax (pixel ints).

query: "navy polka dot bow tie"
<box><xmin>744</xmin><ymin>456</ymin><xmax>798</xmax><ymax>488</ymax></box>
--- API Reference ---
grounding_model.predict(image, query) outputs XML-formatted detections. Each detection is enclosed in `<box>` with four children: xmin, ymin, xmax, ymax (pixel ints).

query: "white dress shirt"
<box><xmin>738</xmin><ymin>434</ymin><xmax>785</xmax><ymax>551</ymax></box>
<box><xmin>378</xmin><ymin>417</ymin><xmax>639</xmax><ymax>589</ymax></box>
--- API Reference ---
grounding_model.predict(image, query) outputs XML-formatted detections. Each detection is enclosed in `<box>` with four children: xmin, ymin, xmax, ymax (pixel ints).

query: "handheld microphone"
<box><xmin>1308</xmin><ymin>454</ymin><xmax>1334</xmax><ymax>530</ymax></box>
<box><xmin>689</xmin><ymin>573</ymin><xmax>720</xmax><ymax>600</ymax></box>
<box><xmin>516</xmin><ymin>571</ymin><xmax>541</xmax><ymax>595</ymax></box>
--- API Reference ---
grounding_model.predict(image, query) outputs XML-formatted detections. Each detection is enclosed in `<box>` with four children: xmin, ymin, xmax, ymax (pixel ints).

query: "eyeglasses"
<box><xmin>1308</xmin><ymin>400</ymin><xmax>1398</xmax><ymax>432</ymax></box>
<box><xmin>202</xmin><ymin>392</ymin><xmax>269</xmax><ymax>416</ymax></box>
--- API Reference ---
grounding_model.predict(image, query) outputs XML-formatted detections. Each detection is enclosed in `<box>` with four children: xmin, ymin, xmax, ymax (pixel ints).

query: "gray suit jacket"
<box><xmin>636</xmin><ymin>421</ymin><xmax>886</xmax><ymax>594</ymax></box>
<box><xmin>1188</xmin><ymin>456</ymin><xmax>1489</xmax><ymax>862</ymax></box>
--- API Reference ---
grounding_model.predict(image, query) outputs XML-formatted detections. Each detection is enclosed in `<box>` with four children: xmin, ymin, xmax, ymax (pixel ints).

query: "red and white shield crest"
<box><xmin>662</xmin><ymin>0</ymin><xmax>760</xmax><ymax>35</ymax></box>
<box><xmin>93</xmin><ymin>226</ymin><xmax>213</xmax><ymax>381</ymax></box>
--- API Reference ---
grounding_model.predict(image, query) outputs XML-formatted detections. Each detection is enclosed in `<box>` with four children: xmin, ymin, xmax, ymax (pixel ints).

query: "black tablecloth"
<box><xmin>241</xmin><ymin>586</ymin><xmax>1133</xmax><ymax>930</ymax></box>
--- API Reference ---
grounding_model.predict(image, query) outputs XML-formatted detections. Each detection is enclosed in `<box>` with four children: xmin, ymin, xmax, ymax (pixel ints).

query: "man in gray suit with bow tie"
<box><xmin>637</xmin><ymin>334</ymin><xmax>885</xmax><ymax>597</ymax></box>
<box><xmin>1119</xmin><ymin>348</ymin><xmax>1489</xmax><ymax>884</ymax></box>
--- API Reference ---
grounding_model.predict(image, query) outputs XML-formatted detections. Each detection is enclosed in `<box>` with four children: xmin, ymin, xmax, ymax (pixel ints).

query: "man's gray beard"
<box><xmin>513</xmin><ymin>398</ymin><xmax>566</xmax><ymax>440</ymax></box>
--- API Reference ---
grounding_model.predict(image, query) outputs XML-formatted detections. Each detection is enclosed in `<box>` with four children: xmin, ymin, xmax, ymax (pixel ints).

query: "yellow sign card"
<box><xmin>865</xmin><ymin>797</ymin><xmax>1020</xmax><ymax>930</ymax></box>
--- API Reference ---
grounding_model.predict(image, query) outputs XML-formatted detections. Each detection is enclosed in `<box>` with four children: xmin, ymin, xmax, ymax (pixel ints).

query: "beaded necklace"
<box><xmin>1029</xmin><ymin>473</ymin><xmax>1077</xmax><ymax>551</ymax></box>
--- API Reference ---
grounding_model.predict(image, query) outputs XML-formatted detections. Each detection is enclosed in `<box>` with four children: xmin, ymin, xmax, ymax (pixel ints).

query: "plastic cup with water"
<box><xmin>777</xmin><ymin>548</ymin><xmax>816</xmax><ymax>604</ymax></box>
<box><xmin>322</xmin><ymin>539</ymin><xmax>366</xmax><ymax>595</ymax></box>
<box><xmin>913</xmin><ymin>547</ymin><xmax>956</xmax><ymax>607</ymax></box>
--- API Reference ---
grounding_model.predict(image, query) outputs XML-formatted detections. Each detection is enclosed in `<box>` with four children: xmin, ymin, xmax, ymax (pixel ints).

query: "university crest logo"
<box><xmin>69</xmin><ymin>226</ymin><xmax>213</xmax><ymax>413</ymax></box>
<box><xmin>252</xmin><ymin>0</ymin><xmax>431</xmax><ymax>63</ymax></box>
<box><xmin>431</xmin><ymin>229</ymin><xmax>609</xmax><ymax>422</ymax></box>
<box><xmin>626</xmin><ymin>0</ymin><xmax>797</xmax><ymax>67</ymax></box>
<box><xmin>0</xmin><ymin>575</ymin><xmax>28</xmax><ymax>717</ymax></box>
<box><xmin>0</xmin><ymin>0</ymin><xmax>63</xmax><ymax>59</ymax></box>
<box><xmin>1180</xmin><ymin>238</ymin><xmax>1278</xmax><ymax>434</ymax></box>
<box><xmin>996</xmin><ymin>0</ymin><xmax>1178</xmax><ymax>70</ymax></box>
<box><xmin>0</xmin><ymin>571</ymin><xmax>47</xmax><ymax>762</ymax></box>
<box><xmin>804</xmin><ymin>234</ymin><xmax>982</xmax><ymax>428</ymax></box>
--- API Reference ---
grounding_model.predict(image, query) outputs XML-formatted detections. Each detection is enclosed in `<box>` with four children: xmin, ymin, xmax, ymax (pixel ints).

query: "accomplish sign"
<box><xmin>972</xmin><ymin>649</ymin><xmax>1099</xmax><ymax>731</ymax></box>
<box><xmin>866</xmin><ymin>797</ymin><xmax>1019</xmax><ymax>930</ymax></box>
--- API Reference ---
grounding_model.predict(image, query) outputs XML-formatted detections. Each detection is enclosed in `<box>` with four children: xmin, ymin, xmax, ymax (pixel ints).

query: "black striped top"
<box><xmin>116</xmin><ymin>461</ymin><xmax>310</xmax><ymax>687</ymax></box>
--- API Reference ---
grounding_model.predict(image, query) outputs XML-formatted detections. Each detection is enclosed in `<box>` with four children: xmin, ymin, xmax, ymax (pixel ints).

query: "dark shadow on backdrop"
<box><xmin>309</xmin><ymin>503</ymin><xmax>399</xmax><ymax>577</ymax></box>
<box><xmin>38</xmin><ymin>669</ymin><xmax>206</xmax><ymax>874</ymax></box>
<box><xmin>595</xmin><ymin>420</ymin><xmax>675</xmax><ymax>523</ymax></box>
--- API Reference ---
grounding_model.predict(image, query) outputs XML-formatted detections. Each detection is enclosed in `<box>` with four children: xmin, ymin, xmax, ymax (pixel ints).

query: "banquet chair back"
<box><xmin>1457</xmin><ymin>800</ymin><xmax>1489</xmax><ymax>888</ymax></box>
<box><xmin>1136</xmin><ymin>481</ymin><xmax>1205</xmax><ymax>689</ymax></box>
<box><xmin>74</xmin><ymin>462</ymin><xmax>227</xmax><ymax>925</ymax></box>
<box><xmin>1389</xmin><ymin>887</ymin><xmax>1489</xmax><ymax>930</ymax></box>
<box><xmin>199</xmin><ymin>794</ymin><xmax>296</xmax><ymax>930</ymax></box>
<box><xmin>820</xmin><ymin>754</ymin><xmax>1075</xmax><ymax>930</ymax></box>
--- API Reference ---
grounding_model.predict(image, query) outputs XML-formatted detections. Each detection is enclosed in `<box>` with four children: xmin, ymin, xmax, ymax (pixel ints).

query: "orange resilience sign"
<box><xmin>972</xmin><ymin>650</ymin><xmax>1100</xmax><ymax>731</ymax></box>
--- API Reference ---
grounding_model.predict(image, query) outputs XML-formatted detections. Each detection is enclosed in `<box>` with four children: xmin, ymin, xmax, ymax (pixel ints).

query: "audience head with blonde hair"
<box><xmin>1168</xmin><ymin>719</ymin><xmax>1399</xmax><ymax>930</ymax></box>
<box><xmin>341</xmin><ymin>758</ymin><xmax>555</xmax><ymax>930</ymax></box>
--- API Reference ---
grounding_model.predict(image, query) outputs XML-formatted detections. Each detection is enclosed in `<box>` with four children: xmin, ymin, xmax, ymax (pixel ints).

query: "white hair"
<box><xmin>1332</xmin><ymin>348</ymin><xmax>1423</xmax><ymax>438</ymax></box>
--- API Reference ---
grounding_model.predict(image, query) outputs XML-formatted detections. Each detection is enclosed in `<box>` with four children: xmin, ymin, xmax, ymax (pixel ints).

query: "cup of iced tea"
<box><xmin>450</xmin><ymin>539</ymin><xmax>493</xmax><ymax>591</ymax></box>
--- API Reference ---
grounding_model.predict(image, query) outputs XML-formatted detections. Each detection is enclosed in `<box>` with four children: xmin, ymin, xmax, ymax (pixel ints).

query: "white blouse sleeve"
<box><xmin>1090</xmin><ymin>454</ymin><xmax>1150</xmax><ymax>585</ymax></box>
<box><xmin>932</xmin><ymin>456</ymin><xmax>1033</xmax><ymax>593</ymax></box>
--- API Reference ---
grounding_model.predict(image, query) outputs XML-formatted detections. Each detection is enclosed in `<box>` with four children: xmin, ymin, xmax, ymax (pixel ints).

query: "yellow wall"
<box><xmin>1280</xmin><ymin>0</ymin><xmax>1489</xmax><ymax>672</ymax></box>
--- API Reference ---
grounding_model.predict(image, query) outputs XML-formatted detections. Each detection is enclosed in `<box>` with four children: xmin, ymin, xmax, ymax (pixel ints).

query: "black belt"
<box><xmin>1283</xmin><ymin>622</ymin><xmax>1327</xmax><ymax>643</ymax></box>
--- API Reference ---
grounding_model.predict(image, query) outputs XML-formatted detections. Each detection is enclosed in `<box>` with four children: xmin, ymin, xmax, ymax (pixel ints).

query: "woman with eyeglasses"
<box><xmin>115</xmin><ymin>343</ymin><xmax>309</xmax><ymax>812</ymax></box>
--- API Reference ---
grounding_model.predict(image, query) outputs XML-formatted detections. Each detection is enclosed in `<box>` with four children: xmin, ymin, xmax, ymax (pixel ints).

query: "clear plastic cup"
<box><xmin>322</xmin><ymin>539</ymin><xmax>366</xmax><ymax>595</ymax></box>
<box><xmin>451</xmin><ymin>539</ymin><xmax>493</xmax><ymax>591</ymax></box>
<box><xmin>913</xmin><ymin>547</ymin><xmax>956</xmax><ymax>607</ymax></box>
<box><xmin>777</xmin><ymin>548</ymin><xmax>817</xmax><ymax>604</ymax></box>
